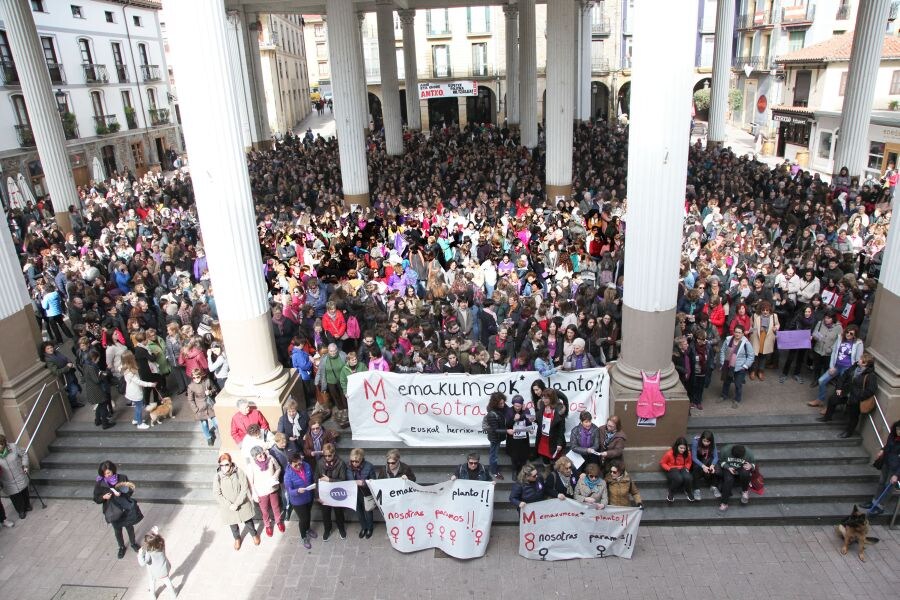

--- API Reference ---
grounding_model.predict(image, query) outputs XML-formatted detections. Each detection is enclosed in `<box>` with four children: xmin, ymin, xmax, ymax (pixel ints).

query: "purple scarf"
<box><xmin>579</xmin><ymin>427</ymin><xmax>593</xmax><ymax>449</ymax></box>
<box><xmin>96</xmin><ymin>474</ymin><xmax>119</xmax><ymax>486</ymax></box>
<box><xmin>254</xmin><ymin>455</ymin><xmax>269</xmax><ymax>471</ymax></box>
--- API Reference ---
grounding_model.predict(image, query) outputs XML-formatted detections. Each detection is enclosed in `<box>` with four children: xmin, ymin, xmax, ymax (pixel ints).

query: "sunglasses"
<box><xmin>323</xmin><ymin>454</ymin><xmax>334</xmax><ymax>458</ymax></box>
<box><xmin>387</xmin><ymin>460</ymin><xmax>398</xmax><ymax>465</ymax></box>
<box><xmin>219</xmin><ymin>463</ymin><xmax>231</xmax><ymax>467</ymax></box>
<box><xmin>468</xmin><ymin>460</ymin><xmax>479</xmax><ymax>465</ymax></box>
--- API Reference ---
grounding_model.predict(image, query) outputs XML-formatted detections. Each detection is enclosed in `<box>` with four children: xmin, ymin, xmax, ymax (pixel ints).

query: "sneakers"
<box><xmin>136</xmin><ymin>423</ymin><xmax>150</xmax><ymax>430</ymax></box>
<box><xmin>719</xmin><ymin>503</ymin><xmax>728</xmax><ymax>512</ymax></box>
<box><xmin>694</xmin><ymin>404</ymin><xmax>703</xmax><ymax>411</ymax></box>
<box><xmin>794</xmin><ymin>375</ymin><xmax>805</xmax><ymax>384</ymax></box>
<box><xmin>718</xmin><ymin>394</ymin><xmax>728</xmax><ymax>402</ymax></box>
<box><xmin>666</xmin><ymin>493</ymin><xmax>674</xmax><ymax>503</ymax></box>
<box><xmin>741</xmin><ymin>491</ymin><xmax>750</xmax><ymax>504</ymax></box>
<box><xmin>493</xmin><ymin>473</ymin><xmax>505</xmax><ymax>481</ymax></box>
<box><xmin>131</xmin><ymin>420</ymin><xmax>139</xmax><ymax>425</ymax></box>
<box><xmin>130</xmin><ymin>543</ymin><xmax>140</xmax><ymax>552</ymax></box>
<box><xmin>207</xmin><ymin>438</ymin><xmax>215</xmax><ymax>446</ymax></box>
<box><xmin>685</xmin><ymin>490</ymin><xmax>696</xmax><ymax>502</ymax></box>
<box><xmin>302</xmin><ymin>536</ymin><xmax>311</xmax><ymax>549</ymax></box>
<box><xmin>778</xmin><ymin>375</ymin><xmax>787</xmax><ymax>384</ymax></box>
<box><xmin>277</xmin><ymin>522</ymin><xmax>285</xmax><ymax>533</ymax></box>
<box><xmin>861</xmin><ymin>501</ymin><xmax>875</xmax><ymax>510</ymax></box>
<box><xmin>711</xmin><ymin>486</ymin><xmax>721</xmax><ymax>498</ymax></box>
<box><xmin>102</xmin><ymin>422</ymin><xmax>115</xmax><ymax>429</ymax></box>
<box><xmin>731</xmin><ymin>401</ymin><xmax>740</xmax><ymax>409</ymax></box>
<box><xmin>869</xmin><ymin>505</ymin><xmax>885</xmax><ymax>516</ymax></box>
<box><xmin>265</xmin><ymin>526</ymin><xmax>273</xmax><ymax>537</ymax></box>
<box><xmin>693</xmin><ymin>489</ymin><xmax>702</xmax><ymax>501</ymax></box>
<box><xmin>1</xmin><ymin>520</ymin><xmax>14</xmax><ymax>528</ymax></box>
<box><xmin>338</xmin><ymin>526</ymin><xmax>347</xmax><ymax>540</ymax></box>
<box><xmin>306</xmin><ymin>529</ymin><xmax>318</xmax><ymax>539</ymax></box>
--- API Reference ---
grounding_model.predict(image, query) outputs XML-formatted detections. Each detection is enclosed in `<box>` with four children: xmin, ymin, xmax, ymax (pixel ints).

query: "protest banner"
<box><xmin>347</xmin><ymin>368</ymin><xmax>609</xmax><ymax>446</ymax></box>
<box><xmin>775</xmin><ymin>330</ymin><xmax>812</xmax><ymax>350</ymax></box>
<box><xmin>418</xmin><ymin>80</ymin><xmax>478</xmax><ymax>99</ymax></box>
<box><xmin>366</xmin><ymin>478</ymin><xmax>494</xmax><ymax>559</ymax></box>
<box><xmin>318</xmin><ymin>479</ymin><xmax>358</xmax><ymax>510</ymax></box>
<box><xmin>518</xmin><ymin>499</ymin><xmax>642</xmax><ymax>560</ymax></box>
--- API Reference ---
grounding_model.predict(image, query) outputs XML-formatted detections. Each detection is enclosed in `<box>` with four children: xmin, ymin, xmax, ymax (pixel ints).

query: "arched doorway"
<box><xmin>591</xmin><ymin>82</ymin><xmax>609</xmax><ymax>121</ymax></box>
<box><xmin>368</xmin><ymin>92</ymin><xmax>383</xmax><ymax>131</ymax></box>
<box><xmin>616</xmin><ymin>82</ymin><xmax>631</xmax><ymax>117</ymax></box>
<box><xmin>427</xmin><ymin>98</ymin><xmax>459</xmax><ymax>129</ymax></box>
<box><xmin>693</xmin><ymin>78</ymin><xmax>712</xmax><ymax>121</ymax></box>
<box><xmin>466</xmin><ymin>86</ymin><xmax>496</xmax><ymax>124</ymax></box>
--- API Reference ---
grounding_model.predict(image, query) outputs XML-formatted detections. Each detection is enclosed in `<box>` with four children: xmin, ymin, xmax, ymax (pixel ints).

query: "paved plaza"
<box><xmin>0</xmin><ymin>496</ymin><xmax>896</xmax><ymax>600</ymax></box>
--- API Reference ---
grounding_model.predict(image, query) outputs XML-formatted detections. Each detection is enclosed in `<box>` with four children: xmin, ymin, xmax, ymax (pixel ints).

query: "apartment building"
<box><xmin>259</xmin><ymin>13</ymin><xmax>311</xmax><ymax>136</ymax></box>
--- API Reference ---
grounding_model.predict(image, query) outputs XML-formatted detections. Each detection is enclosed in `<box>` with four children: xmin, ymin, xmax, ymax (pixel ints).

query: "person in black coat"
<box><xmin>510</xmin><ymin>463</ymin><xmax>545</xmax><ymax>509</ymax></box>
<box><xmin>504</xmin><ymin>395</ymin><xmax>534</xmax><ymax>479</ymax></box>
<box><xmin>544</xmin><ymin>456</ymin><xmax>578</xmax><ymax>499</ymax></box>
<box><xmin>348</xmin><ymin>448</ymin><xmax>377</xmax><ymax>539</ymax></box>
<box><xmin>93</xmin><ymin>460</ymin><xmax>142</xmax><ymax>559</ymax></box>
<box><xmin>818</xmin><ymin>352</ymin><xmax>877</xmax><ymax>437</ymax></box>
<box><xmin>452</xmin><ymin>452</ymin><xmax>492</xmax><ymax>481</ymax></box>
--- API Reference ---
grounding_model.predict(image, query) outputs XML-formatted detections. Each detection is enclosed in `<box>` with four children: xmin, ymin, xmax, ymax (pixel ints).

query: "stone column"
<box><xmin>833</xmin><ymin>0</ymin><xmax>892</xmax><ymax>179</ymax></box>
<box><xmin>0</xmin><ymin>0</ymin><xmax>80</xmax><ymax>234</ymax></box>
<box><xmin>225</xmin><ymin>11</ymin><xmax>253</xmax><ymax>150</ymax></box>
<box><xmin>167</xmin><ymin>0</ymin><xmax>297</xmax><ymax>450</ymax></box>
<box><xmin>375</xmin><ymin>0</ymin><xmax>403</xmax><ymax>155</ymax></box>
<box><xmin>503</xmin><ymin>3</ymin><xmax>519</xmax><ymax>128</ymax></box>
<box><xmin>0</xmin><ymin>203</ymin><xmax>63</xmax><ymax>465</ymax></box>
<box><xmin>399</xmin><ymin>10</ymin><xmax>421</xmax><ymax>131</ymax></box>
<box><xmin>545</xmin><ymin>0</ymin><xmax>575</xmax><ymax>201</ymax></box>
<box><xmin>239</xmin><ymin>9</ymin><xmax>272</xmax><ymax>148</ymax></box>
<box><xmin>608</xmin><ymin>0</ymin><xmax>698</xmax><ymax>469</ymax></box>
<box><xmin>577</xmin><ymin>1</ymin><xmax>594</xmax><ymax>122</ymax></box>
<box><xmin>518</xmin><ymin>0</ymin><xmax>538</xmax><ymax>148</ymax></box>
<box><xmin>355</xmin><ymin>12</ymin><xmax>371</xmax><ymax>135</ymax></box>
<box><xmin>327</xmin><ymin>0</ymin><xmax>371</xmax><ymax>206</ymax></box>
<box><xmin>708</xmin><ymin>0</ymin><xmax>736</xmax><ymax>146</ymax></box>
<box><xmin>864</xmin><ymin>182</ymin><xmax>900</xmax><ymax>455</ymax></box>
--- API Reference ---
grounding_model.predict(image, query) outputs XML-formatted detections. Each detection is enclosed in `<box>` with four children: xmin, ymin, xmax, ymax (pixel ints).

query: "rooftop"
<box><xmin>776</xmin><ymin>32</ymin><xmax>900</xmax><ymax>64</ymax></box>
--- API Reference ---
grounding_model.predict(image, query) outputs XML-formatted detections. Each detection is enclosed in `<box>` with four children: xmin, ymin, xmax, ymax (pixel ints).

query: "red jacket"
<box><xmin>230</xmin><ymin>409</ymin><xmax>271</xmax><ymax>444</ymax></box>
<box><xmin>660</xmin><ymin>449</ymin><xmax>693</xmax><ymax>471</ymax></box>
<box><xmin>708</xmin><ymin>304</ymin><xmax>726</xmax><ymax>335</ymax></box>
<box><xmin>322</xmin><ymin>310</ymin><xmax>347</xmax><ymax>339</ymax></box>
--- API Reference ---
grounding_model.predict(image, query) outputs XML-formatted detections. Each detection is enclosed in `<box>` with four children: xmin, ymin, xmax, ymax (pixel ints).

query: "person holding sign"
<box><xmin>605</xmin><ymin>461</ymin><xmax>643</xmax><ymax>508</ymax></box>
<box><xmin>376</xmin><ymin>449</ymin><xmax>416</xmax><ymax>481</ymax></box>
<box><xmin>452</xmin><ymin>452</ymin><xmax>492</xmax><ymax>482</ymax></box>
<box><xmin>534</xmin><ymin>390</ymin><xmax>567</xmax><ymax>465</ymax></box>
<box><xmin>574</xmin><ymin>463</ymin><xmax>608</xmax><ymax>508</ymax></box>
<box><xmin>348</xmin><ymin>448</ymin><xmax>376</xmax><ymax>539</ymax></box>
<box><xmin>544</xmin><ymin>456</ymin><xmax>578</xmax><ymax>500</ymax></box>
<box><xmin>570</xmin><ymin>411</ymin><xmax>601</xmax><ymax>469</ymax></box>
<box><xmin>284</xmin><ymin>453</ymin><xmax>316</xmax><ymax>549</ymax></box>
<box><xmin>314</xmin><ymin>444</ymin><xmax>348</xmax><ymax>540</ymax></box>
<box><xmin>504</xmin><ymin>395</ymin><xmax>534</xmax><ymax>479</ymax></box>
<box><xmin>510</xmin><ymin>464</ymin><xmax>545</xmax><ymax>509</ymax></box>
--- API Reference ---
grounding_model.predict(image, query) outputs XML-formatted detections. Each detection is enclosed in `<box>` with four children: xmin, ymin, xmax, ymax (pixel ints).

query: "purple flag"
<box><xmin>776</xmin><ymin>330</ymin><xmax>812</xmax><ymax>350</ymax></box>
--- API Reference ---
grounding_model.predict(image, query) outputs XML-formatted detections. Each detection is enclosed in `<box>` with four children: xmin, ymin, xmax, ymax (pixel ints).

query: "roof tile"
<box><xmin>776</xmin><ymin>32</ymin><xmax>900</xmax><ymax>64</ymax></box>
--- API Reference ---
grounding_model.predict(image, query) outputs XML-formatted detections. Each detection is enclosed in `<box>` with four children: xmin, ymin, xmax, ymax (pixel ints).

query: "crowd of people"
<box><xmin>2</xmin><ymin>114</ymin><xmax>899</xmax><ymax>552</ymax></box>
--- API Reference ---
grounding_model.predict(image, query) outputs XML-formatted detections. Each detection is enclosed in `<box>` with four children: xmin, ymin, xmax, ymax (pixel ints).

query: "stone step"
<box><xmin>686</xmin><ymin>413</ymin><xmax>848</xmax><ymax>431</ymax></box>
<box><xmin>56</xmin><ymin>420</ymin><xmax>203</xmax><ymax>436</ymax></box>
<box><xmin>41</xmin><ymin>450</ymin><xmax>218</xmax><ymax>470</ymax></box>
<box><xmin>48</xmin><ymin>436</ymin><xmax>221</xmax><ymax>453</ymax></box>
<box><xmin>31</xmin><ymin>467</ymin><xmax>213</xmax><ymax>489</ymax></box>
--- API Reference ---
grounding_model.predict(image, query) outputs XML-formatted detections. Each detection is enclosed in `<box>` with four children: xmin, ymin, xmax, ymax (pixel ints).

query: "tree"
<box><xmin>692</xmin><ymin>88</ymin><xmax>711</xmax><ymax>112</ymax></box>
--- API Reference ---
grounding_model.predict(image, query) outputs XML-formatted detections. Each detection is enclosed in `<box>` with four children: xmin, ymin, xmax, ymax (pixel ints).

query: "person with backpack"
<box><xmin>483</xmin><ymin>392</ymin><xmax>509</xmax><ymax>480</ymax></box>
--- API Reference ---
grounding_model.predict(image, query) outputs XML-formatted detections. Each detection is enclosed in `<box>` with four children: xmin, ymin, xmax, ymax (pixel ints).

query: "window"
<box><xmin>868</xmin><ymin>141</ymin><xmax>885</xmax><ymax>171</ymax></box>
<box><xmin>30</xmin><ymin>1</ymin><xmax>44</xmax><ymax>12</ymax></box>
<box><xmin>131</xmin><ymin>142</ymin><xmax>145</xmax><ymax>169</ymax></box>
<box><xmin>71</xmin><ymin>5</ymin><xmax>83</xmax><ymax>18</ymax></box>
<box><xmin>788</xmin><ymin>31</ymin><xmax>805</xmax><ymax>52</ymax></box>
<box><xmin>472</xmin><ymin>43</ymin><xmax>487</xmax><ymax>76</ymax></box>
<box><xmin>138</xmin><ymin>43</ymin><xmax>149</xmax><ymax>66</ymax></box>
<box><xmin>782</xmin><ymin>121</ymin><xmax>810</xmax><ymax>146</ymax></box>
<box><xmin>891</xmin><ymin>70</ymin><xmax>900</xmax><ymax>95</ymax></box>
<box><xmin>427</xmin><ymin>9</ymin><xmax>450</xmax><ymax>35</ymax></box>
<box><xmin>147</xmin><ymin>88</ymin><xmax>157</xmax><ymax>110</ymax></box>
<box><xmin>467</xmin><ymin>7</ymin><xmax>490</xmax><ymax>33</ymax></box>
<box><xmin>433</xmin><ymin>44</ymin><xmax>450</xmax><ymax>77</ymax></box>
<box><xmin>105</xmin><ymin>11</ymin><xmax>114</xmax><ymax>23</ymax></box>
<box><xmin>699</xmin><ymin>35</ymin><xmax>715</xmax><ymax>68</ymax></box>
<box><xmin>90</xmin><ymin>91</ymin><xmax>104</xmax><ymax>117</ymax></box>
<box><xmin>12</xmin><ymin>94</ymin><xmax>29</xmax><ymax>126</ymax></box>
<box><xmin>121</xmin><ymin>90</ymin><xmax>132</xmax><ymax>110</ymax></box>
<box><xmin>314</xmin><ymin>23</ymin><xmax>324</xmax><ymax>39</ymax></box>
<box><xmin>133</xmin><ymin>15</ymin><xmax>142</xmax><ymax>27</ymax></box>
<box><xmin>318</xmin><ymin>62</ymin><xmax>328</xmax><ymax>78</ymax></box>
<box><xmin>839</xmin><ymin>71</ymin><xmax>848</xmax><ymax>96</ymax></box>
<box><xmin>78</xmin><ymin>39</ymin><xmax>93</xmax><ymax>64</ymax></box>
<box><xmin>817</xmin><ymin>131</ymin><xmax>833</xmax><ymax>160</ymax></box>
<box><xmin>316</xmin><ymin>43</ymin><xmax>327</xmax><ymax>60</ymax></box>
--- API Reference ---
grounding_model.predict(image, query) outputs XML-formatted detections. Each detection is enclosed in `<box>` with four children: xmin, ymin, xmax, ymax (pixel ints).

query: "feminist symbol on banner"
<box><xmin>439</xmin><ymin>525</ymin><xmax>446</xmax><ymax>541</ymax></box>
<box><xmin>426</xmin><ymin>522</ymin><xmax>435</xmax><ymax>538</ymax></box>
<box><xmin>407</xmin><ymin>526</ymin><xmax>416</xmax><ymax>544</ymax></box>
<box><xmin>390</xmin><ymin>526</ymin><xmax>400</xmax><ymax>543</ymax></box>
<box><xmin>474</xmin><ymin>530</ymin><xmax>484</xmax><ymax>546</ymax></box>
<box><xmin>449</xmin><ymin>530</ymin><xmax>457</xmax><ymax>545</ymax></box>
<box><xmin>538</xmin><ymin>548</ymin><xmax>549</xmax><ymax>561</ymax></box>
<box><xmin>596</xmin><ymin>544</ymin><xmax>607</xmax><ymax>558</ymax></box>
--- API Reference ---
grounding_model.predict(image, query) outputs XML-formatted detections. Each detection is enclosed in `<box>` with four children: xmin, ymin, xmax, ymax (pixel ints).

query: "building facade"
<box><xmin>258</xmin><ymin>13</ymin><xmax>311</xmax><ymax>136</ymax></box>
<box><xmin>0</xmin><ymin>0</ymin><xmax>180</xmax><ymax>202</ymax></box>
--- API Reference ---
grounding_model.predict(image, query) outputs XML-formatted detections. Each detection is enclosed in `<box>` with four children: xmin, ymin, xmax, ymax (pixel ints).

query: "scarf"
<box><xmin>311</xmin><ymin>430</ymin><xmax>325</xmax><ymax>453</ymax></box>
<box><xmin>584</xmin><ymin>476</ymin><xmax>601</xmax><ymax>492</ymax></box>
<box><xmin>254</xmin><ymin>455</ymin><xmax>269</xmax><ymax>471</ymax></box>
<box><xmin>289</xmin><ymin>414</ymin><xmax>302</xmax><ymax>439</ymax></box>
<box><xmin>290</xmin><ymin>464</ymin><xmax>309</xmax><ymax>485</ymax></box>
<box><xmin>96</xmin><ymin>473</ymin><xmax>119</xmax><ymax>486</ymax></box>
<box><xmin>579</xmin><ymin>427</ymin><xmax>593</xmax><ymax>449</ymax></box>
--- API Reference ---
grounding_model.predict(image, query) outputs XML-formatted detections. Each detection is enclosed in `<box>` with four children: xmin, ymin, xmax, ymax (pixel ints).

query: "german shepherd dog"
<box><xmin>836</xmin><ymin>505</ymin><xmax>880</xmax><ymax>562</ymax></box>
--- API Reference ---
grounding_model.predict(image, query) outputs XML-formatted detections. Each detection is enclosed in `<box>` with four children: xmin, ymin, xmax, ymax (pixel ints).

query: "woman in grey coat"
<box><xmin>0</xmin><ymin>434</ymin><xmax>31</xmax><ymax>520</ymax></box>
<box><xmin>212</xmin><ymin>453</ymin><xmax>259</xmax><ymax>550</ymax></box>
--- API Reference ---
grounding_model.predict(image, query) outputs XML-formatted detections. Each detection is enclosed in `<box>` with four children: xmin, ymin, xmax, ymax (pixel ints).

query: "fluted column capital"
<box><xmin>398</xmin><ymin>9</ymin><xmax>415</xmax><ymax>24</ymax></box>
<box><xmin>503</xmin><ymin>4</ymin><xmax>518</xmax><ymax>18</ymax></box>
<box><xmin>580</xmin><ymin>1</ymin><xmax>595</xmax><ymax>15</ymax></box>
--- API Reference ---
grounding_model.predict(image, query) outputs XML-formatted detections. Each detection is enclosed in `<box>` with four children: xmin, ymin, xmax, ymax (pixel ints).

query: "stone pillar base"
<box><xmin>507</xmin><ymin>122</ymin><xmax>519</xmax><ymax>133</ymax></box>
<box><xmin>608</xmin><ymin>360</ymin><xmax>689</xmax><ymax>472</ymax></box>
<box><xmin>215</xmin><ymin>368</ymin><xmax>300</xmax><ymax>454</ymax></box>
<box><xmin>707</xmin><ymin>139</ymin><xmax>725</xmax><ymax>149</ymax></box>
<box><xmin>253</xmin><ymin>139</ymin><xmax>274</xmax><ymax>151</ymax></box>
<box><xmin>344</xmin><ymin>192</ymin><xmax>370</xmax><ymax>208</ymax></box>
<box><xmin>54</xmin><ymin>212</ymin><xmax>73</xmax><ymax>237</ymax></box>
<box><xmin>863</xmin><ymin>283</ymin><xmax>900</xmax><ymax>456</ymax></box>
<box><xmin>546</xmin><ymin>183</ymin><xmax>573</xmax><ymax>202</ymax></box>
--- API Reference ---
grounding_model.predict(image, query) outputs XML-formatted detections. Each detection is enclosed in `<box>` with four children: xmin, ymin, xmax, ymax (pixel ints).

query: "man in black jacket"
<box><xmin>451</xmin><ymin>452</ymin><xmax>491</xmax><ymax>481</ymax></box>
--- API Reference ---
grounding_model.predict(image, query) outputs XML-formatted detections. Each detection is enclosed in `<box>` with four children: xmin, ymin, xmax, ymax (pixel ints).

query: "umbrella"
<box><xmin>92</xmin><ymin>156</ymin><xmax>105</xmax><ymax>183</ymax></box>
<box><xmin>17</xmin><ymin>173</ymin><xmax>36</xmax><ymax>206</ymax></box>
<box><xmin>6</xmin><ymin>176</ymin><xmax>23</xmax><ymax>210</ymax></box>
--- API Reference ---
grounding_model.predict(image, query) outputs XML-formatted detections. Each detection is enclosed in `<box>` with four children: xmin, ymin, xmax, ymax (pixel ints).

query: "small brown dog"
<box><xmin>836</xmin><ymin>505</ymin><xmax>880</xmax><ymax>562</ymax></box>
<box><xmin>148</xmin><ymin>397</ymin><xmax>174</xmax><ymax>426</ymax></box>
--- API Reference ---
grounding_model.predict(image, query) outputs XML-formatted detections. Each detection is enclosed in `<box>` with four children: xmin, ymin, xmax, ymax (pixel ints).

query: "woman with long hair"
<box><xmin>121</xmin><ymin>351</ymin><xmax>156</xmax><ymax>430</ymax></box>
<box><xmin>660</xmin><ymin>437</ymin><xmax>695</xmax><ymax>503</ymax></box>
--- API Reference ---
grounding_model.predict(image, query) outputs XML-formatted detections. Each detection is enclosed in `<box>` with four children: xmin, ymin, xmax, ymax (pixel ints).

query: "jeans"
<box><xmin>132</xmin><ymin>401</ymin><xmax>144</xmax><ymax>423</ymax></box>
<box><xmin>721</xmin><ymin>370</ymin><xmax>747</xmax><ymax>403</ymax></box>
<box><xmin>691</xmin><ymin>464</ymin><xmax>717</xmax><ymax>489</ymax></box>
<box><xmin>113</xmin><ymin>524</ymin><xmax>136</xmax><ymax>549</ymax></box>
<box><xmin>718</xmin><ymin>467</ymin><xmax>751</xmax><ymax>504</ymax></box>
<box><xmin>228</xmin><ymin>519</ymin><xmax>258</xmax><ymax>540</ymax></box>
<box><xmin>199</xmin><ymin>417</ymin><xmax>219</xmax><ymax>441</ymax></box>
<box><xmin>818</xmin><ymin>365</ymin><xmax>850</xmax><ymax>402</ymax></box>
<box><xmin>665</xmin><ymin>469</ymin><xmax>693</xmax><ymax>495</ymax></box>
<box><xmin>488</xmin><ymin>441</ymin><xmax>501</xmax><ymax>476</ymax></box>
<box><xmin>484</xmin><ymin>281</ymin><xmax>495</xmax><ymax>299</ymax></box>
<box><xmin>356</xmin><ymin>495</ymin><xmax>374</xmax><ymax>531</ymax></box>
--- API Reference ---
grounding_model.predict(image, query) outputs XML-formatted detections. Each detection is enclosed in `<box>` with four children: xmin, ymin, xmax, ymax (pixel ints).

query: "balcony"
<box><xmin>149</xmin><ymin>108</ymin><xmax>170</xmax><ymax>126</ymax></box>
<box><xmin>93</xmin><ymin>114</ymin><xmax>120</xmax><ymax>135</ymax></box>
<box><xmin>1</xmin><ymin>59</ymin><xmax>19</xmax><ymax>85</ymax></box>
<box><xmin>470</xmin><ymin>64</ymin><xmax>489</xmax><ymax>77</ymax></box>
<box><xmin>835</xmin><ymin>5</ymin><xmax>851</xmax><ymax>20</ymax></box>
<box><xmin>365</xmin><ymin>64</ymin><xmax>380</xmax><ymax>83</ymax></box>
<box><xmin>732</xmin><ymin>55</ymin><xmax>774</xmax><ymax>71</ymax></box>
<box><xmin>14</xmin><ymin>124</ymin><xmax>34</xmax><ymax>147</ymax></box>
<box><xmin>591</xmin><ymin>58</ymin><xmax>610</xmax><ymax>75</ymax></box>
<box><xmin>114</xmin><ymin>63</ymin><xmax>129</xmax><ymax>83</ymax></box>
<box><xmin>60</xmin><ymin>112</ymin><xmax>79</xmax><ymax>139</ymax></box>
<box><xmin>432</xmin><ymin>65</ymin><xmax>452</xmax><ymax>78</ymax></box>
<box><xmin>82</xmin><ymin>63</ymin><xmax>109</xmax><ymax>84</ymax></box>
<box><xmin>591</xmin><ymin>18</ymin><xmax>610</xmax><ymax>36</ymax></box>
<box><xmin>46</xmin><ymin>61</ymin><xmax>65</xmax><ymax>84</ymax></box>
<box><xmin>737</xmin><ymin>11</ymin><xmax>774</xmax><ymax>29</ymax></box>
<box><xmin>139</xmin><ymin>64</ymin><xmax>161</xmax><ymax>82</ymax></box>
<box><xmin>622</xmin><ymin>56</ymin><xmax>632</xmax><ymax>71</ymax></box>
<box><xmin>781</xmin><ymin>4</ymin><xmax>815</xmax><ymax>26</ymax></box>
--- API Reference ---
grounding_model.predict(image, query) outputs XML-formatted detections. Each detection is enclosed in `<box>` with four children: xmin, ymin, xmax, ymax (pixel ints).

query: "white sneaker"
<box><xmin>136</xmin><ymin>423</ymin><xmax>150</xmax><ymax>430</ymax></box>
<box><xmin>131</xmin><ymin>420</ymin><xmax>139</xmax><ymax>425</ymax></box>
<box><xmin>741</xmin><ymin>491</ymin><xmax>750</xmax><ymax>504</ymax></box>
<box><xmin>711</xmin><ymin>486</ymin><xmax>721</xmax><ymax>498</ymax></box>
<box><xmin>1</xmin><ymin>520</ymin><xmax>14</xmax><ymax>528</ymax></box>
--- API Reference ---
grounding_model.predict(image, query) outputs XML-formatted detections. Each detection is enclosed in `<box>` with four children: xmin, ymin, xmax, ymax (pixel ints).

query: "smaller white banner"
<box><xmin>418</xmin><ymin>80</ymin><xmax>478</xmax><ymax>99</ymax></box>
<box><xmin>367</xmin><ymin>478</ymin><xmax>494</xmax><ymax>559</ymax></box>
<box><xmin>318</xmin><ymin>479</ymin><xmax>358</xmax><ymax>510</ymax></box>
<box><xmin>519</xmin><ymin>499</ymin><xmax>642</xmax><ymax>560</ymax></box>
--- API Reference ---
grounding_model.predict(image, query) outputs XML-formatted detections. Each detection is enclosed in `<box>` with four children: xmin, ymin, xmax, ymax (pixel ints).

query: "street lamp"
<box><xmin>54</xmin><ymin>89</ymin><xmax>66</xmax><ymax>114</ymax></box>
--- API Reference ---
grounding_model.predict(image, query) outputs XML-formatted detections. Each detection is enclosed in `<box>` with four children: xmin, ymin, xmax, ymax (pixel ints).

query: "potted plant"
<box><xmin>108</xmin><ymin>121</ymin><xmax>121</xmax><ymax>133</ymax></box>
<box><xmin>124</xmin><ymin>106</ymin><xmax>137</xmax><ymax>129</ymax></box>
<box><xmin>890</xmin><ymin>100</ymin><xmax>900</xmax><ymax>111</ymax></box>
<box><xmin>60</xmin><ymin>112</ymin><xmax>78</xmax><ymax>139</ymax></box>
<box><xmin>95</xmin><ymin>122</ymin><xmax>109</xmax><ymax>136</ymax></box>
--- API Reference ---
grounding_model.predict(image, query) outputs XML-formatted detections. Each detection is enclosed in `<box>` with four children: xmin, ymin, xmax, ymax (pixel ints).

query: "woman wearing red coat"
<box><xmin>707</xmin><ymin>296</ymin><xmax>726</xmax><ymax>336</ymax></box>
<box><xmin>322</xmin><ymin>302</ymin><xmax>347</xmax><ymax>342</ymax></box>
<box><xmin>178</xmin><ymin>338</ymin><xmax>209</xmax><ymax>378</ymax></box>
<box><xmin>728</xmin><ymin>302</ymin><xmax>751</xmax><ymax>335</ymax></box>
<box><xmin>660</xmin><ymin>437</ymin><xmax>695</xmax><ymax>503</ymax></box>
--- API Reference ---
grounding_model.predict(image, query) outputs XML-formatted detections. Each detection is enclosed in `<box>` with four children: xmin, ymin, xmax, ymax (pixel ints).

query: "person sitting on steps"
<box><xmin>717</xmin><ymin>444</ymin><xmax>755</xmax><ymax>512</ymax></box>
<box><xmin>817</xmin><ymin>352</ymin><xmax>877</xmax><ymax>439</ymax></box>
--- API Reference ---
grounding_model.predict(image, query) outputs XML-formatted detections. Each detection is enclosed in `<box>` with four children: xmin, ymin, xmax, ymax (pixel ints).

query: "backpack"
<box><xmin>346</xmin><ymin>315</ymin><xmax>361</xmax><ymax>339</ymax></box>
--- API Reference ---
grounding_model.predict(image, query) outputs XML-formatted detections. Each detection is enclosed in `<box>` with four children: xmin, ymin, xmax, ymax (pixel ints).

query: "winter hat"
<box><xmin>511</xmin><ymin>395</ymin><xmax>524</xmax><ymax>405</ymax></box>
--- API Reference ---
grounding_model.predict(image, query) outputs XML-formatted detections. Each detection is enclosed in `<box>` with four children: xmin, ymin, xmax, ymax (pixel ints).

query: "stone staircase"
<box><xmin>31</xmin><ymin>413</ymin><xmax>883</xmax><ymax>526</ymax></box>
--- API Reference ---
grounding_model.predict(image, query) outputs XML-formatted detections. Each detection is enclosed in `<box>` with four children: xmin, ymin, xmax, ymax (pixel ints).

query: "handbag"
<box><xmin>873</xmin><ymin>455</ymin><xmax>884</xmax><ymax>470</ymax></box>
<box><xmin>859</xmin><ymin>396</ymin><xmax>876</xmax><ymax>414</ymax></box>
<box><xmin>720</xmin><ymin>366</ymin><xmax>734</xmax><ymax>384</ymax></box>
<box><xmin>363</xmin><ymin>495</ymin><xmax>376</xmax><ymax>512</ymax></box>
<box><xmin>116</xmin><ymin>376</ymin><xmax>126</xmax><ymax>395</ymax></box>
<box><xmin>749</xmin><ymin>466</ymin><xmax>765</xmax><ymax>495</ymax></box>
<box><xmin>103</xmin><ymin>495</ymin><xmax>127</xmax><ymax>524</ymax></box>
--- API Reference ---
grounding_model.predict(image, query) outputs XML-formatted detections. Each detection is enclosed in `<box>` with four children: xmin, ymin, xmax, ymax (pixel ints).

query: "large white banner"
<box><xmin>317</xmin><ymin>479</ymin><xmax>358</xmax><ymax>510</ymax></box>
<box><xmin>348</xmin><ymin>368</ymin><xmax>609</xmax><ymax>447</ymax></box>
<box><xmin>518</xmin><ymin>499</ymin><xmax>642</xmax><ymax>560</ymax></box>
<box><xmin>418</xmin><ymin>80</ymin><xmax>478</xmax><ymax>99</ymax></box>
<box><xmin>367</xmin><ymin>478</ymin><xmax>494</xmax><ymax>560</ymax></box>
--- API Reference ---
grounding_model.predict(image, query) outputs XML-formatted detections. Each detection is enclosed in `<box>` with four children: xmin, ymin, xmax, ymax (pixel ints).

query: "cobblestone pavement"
<box><xmin>0</xmin><ymin>499</ymin><xmax>896</xmax><ymax>600</ymax></box>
